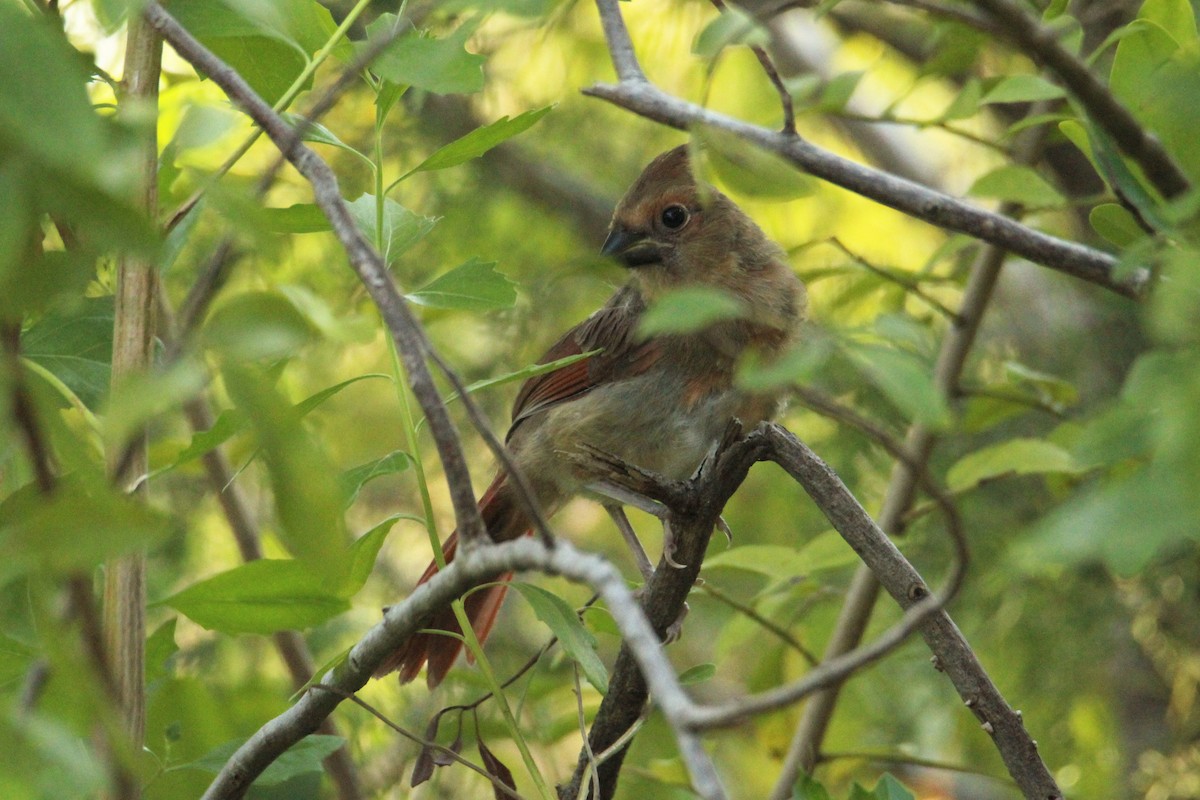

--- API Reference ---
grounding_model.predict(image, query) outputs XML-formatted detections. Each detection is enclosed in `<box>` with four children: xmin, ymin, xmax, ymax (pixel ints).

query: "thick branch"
<box><xmin>198</xmin><ymin>537</ymin><xmax>717</xmax><ymax>800</ymax></box>
<box><xmin>587</xmin><ymin>0</ymin><xmax>1147</xmax><ymax>299</ymax></box>
<box><xmin>104</xmin><ymin>19</ymin><xmax>161</xmax><ymax>799</ymax></box>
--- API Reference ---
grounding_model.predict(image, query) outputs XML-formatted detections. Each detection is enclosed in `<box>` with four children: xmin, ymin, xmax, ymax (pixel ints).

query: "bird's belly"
<box><xmin>529</xmin><ymin>371</ymin><xmax>741</xmax><ymax>490</ymax></box>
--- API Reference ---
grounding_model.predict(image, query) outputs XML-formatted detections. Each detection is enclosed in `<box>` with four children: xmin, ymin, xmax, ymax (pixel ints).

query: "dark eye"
<box><xmin>660</xmin><ymin>205</ymin><xmax>688</xmax><ymax>230</ymax></box>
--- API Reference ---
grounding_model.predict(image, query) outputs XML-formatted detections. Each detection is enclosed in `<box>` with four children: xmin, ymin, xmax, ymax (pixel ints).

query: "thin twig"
<box><xmin>963</xmin><ymin>0</ymin><xmax>1190</xmax><ymax>199</ymax></box>
<box><xmin>145</xmin><ymin>0</ymin><xmax>490</xmax><ymax>544</ymax></box>
<box><xmin>707</xmin><ymin>0</ymin><xmax>796</xmax><ymax>134</ymax></box>
<box><xmin>311</xmin><ymin>686</ymin><xmax>526</xmax><ymax>800</ymax></box>
<box><xmin>586</xmin><ymin>0</ymin><xmax>1148</xmax><ymax>299</ymax></box>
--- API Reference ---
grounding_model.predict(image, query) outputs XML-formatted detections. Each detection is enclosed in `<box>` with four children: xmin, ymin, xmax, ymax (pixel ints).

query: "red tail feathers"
<box><xmin>374</xmin><ymin>475</ymin><xmax>528</xmax><ymax>688</ymax></box>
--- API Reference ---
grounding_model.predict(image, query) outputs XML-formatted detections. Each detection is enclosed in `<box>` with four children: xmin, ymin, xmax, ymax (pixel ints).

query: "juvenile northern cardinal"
<box><xmin>376</xmin><ymin>145</ymin><xmax>806</xmax><ymax>686</ymax></box>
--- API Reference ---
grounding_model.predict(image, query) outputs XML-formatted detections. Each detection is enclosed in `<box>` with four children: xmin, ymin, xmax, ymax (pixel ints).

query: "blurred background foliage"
<box><xmin>1</xmin><ymin>0</ymin><xmax>1199</xmax><ymax>798</ymax></box>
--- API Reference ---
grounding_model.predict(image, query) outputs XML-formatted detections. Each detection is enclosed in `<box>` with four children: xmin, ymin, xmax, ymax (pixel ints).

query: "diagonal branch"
<box><xmin>196</xmin><ymin>536</ymin><xmax>719</xmax><ymax>800</ymax></box>
<box><xmin>143</xmin><ymin>1</ymin><xmax>495</xmax><ymax>544</ymax></box>
<box><xmin>587</xmin><ymin>0</ymin><xmax>1148</xmax><ymax>299</ymax></box>
<box><xmin>964</xmin><ymin>0</ymin><xmax>1190</xmax><ymax>200</ymax></box>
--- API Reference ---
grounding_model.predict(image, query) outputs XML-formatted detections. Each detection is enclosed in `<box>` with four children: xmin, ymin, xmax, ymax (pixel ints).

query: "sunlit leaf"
<box><xmin>0</xmin><ymin>632</ymin><xmax>36</xmax><ymax>688</ymax></box>
<box><xmin>411</xmin><ymin>107</ymin><xmax>553</xmax><ymax>174</ymax></box>
<box><xmin>368</xmin><ymin>17</ymin><xmax>486</xmax><ymax>95</ymax></box>
<box><xmin>693</xmin><ymin>126</ymin><xmax>815</xmax><ymax>199</ymax></box>
<box><xmin>968</xmin><ymin>165</ymin><xmax>1066</xmax><ymax>207</ymax></box>
<box><xmin>950</xmin><ymin>438</ymin><xmax>1084</xmax><ymax>494</ymax></box>
<box><xmin>981</xmin><ymin>74</ymin><xmax>1065</xmax><ymax>104</ymax></box>
<box><xmin>693</xmin><ymin>7</ymin><xmax>769</xmax><ymax>58</ymax></box>
<box><xmin>260</xmin><ymin>203</ymin><xmax>333</xmax><ymax>233</ymax></box>
<box><xmin>202</xmin><ymin>291</ymin><xmax>319</xmax><ymax>362</ymax></box>
<box><xmin>406</xmin><ymin>258</ymin><xmax>517</xmax><ymax>311</ymax></box>
<box><xmin>347</xmin><ymin>194</ymin><xmax>438</xmax><ymax>267</ymax></box>
<box><xmin>1089</xmin><ymin>203</ymin><xmax>1146</xmax><ymax>247</ymax></box>
<box><xmin>159</xmin><ymin>558</ymin><xmax>349</xmax><ymax>635</ymax></box>
<box><xmin>513</xmin><ymin>583</ymin><xmax>608</xmax><ymax>693</ymax></box>
<box><xmin>637</xmin><ymin>286</ymin><xmax>745</xmax><ymax>337</ymax></box>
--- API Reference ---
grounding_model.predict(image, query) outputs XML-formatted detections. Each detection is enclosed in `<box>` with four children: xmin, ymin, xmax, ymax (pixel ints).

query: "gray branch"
<box><xmin>586</xmin><ymin>0</ymin><xmax>1147</xmax><ymax>299</ymax></box>
<box><xmin>197</xmin><ymin>536</ymin><xmax>722</xmax><ymax>800</ymax></box>
<box><xmin>142</xmin><ymin>2</ymin><xmax>488</xmax><ymax>545</ymax></box>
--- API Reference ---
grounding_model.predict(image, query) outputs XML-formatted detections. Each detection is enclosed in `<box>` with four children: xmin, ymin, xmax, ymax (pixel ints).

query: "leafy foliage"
<box><xmin>2</xmin><ymin>0</ymin><xmax>1199</xmax><ymax>798</ymax></box>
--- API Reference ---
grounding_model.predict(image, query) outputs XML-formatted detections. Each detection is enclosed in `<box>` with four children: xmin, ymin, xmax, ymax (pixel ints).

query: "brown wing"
<box><xmin>508</xmin><ymin>285</ymin><xmax>659</xmax><ymax>439</ymax></box>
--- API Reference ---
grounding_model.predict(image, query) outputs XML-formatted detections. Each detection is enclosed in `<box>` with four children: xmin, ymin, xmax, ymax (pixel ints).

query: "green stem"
<box><xmin>387</xmin><ymin>336</ymin><xmax>444</xmax><ymax>568</ymax></box>
<box><xmin>452</xmin><ymin>599</ymin><xmax>555</xmax><ymax>800</ymax></box>
<box><xmin>167</xmin><ymin>0</ymin><xmax>374</xmax><ymax>221</ymax></box>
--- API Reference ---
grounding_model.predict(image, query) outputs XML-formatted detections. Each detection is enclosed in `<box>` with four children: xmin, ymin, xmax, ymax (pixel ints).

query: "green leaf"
<box><xmin>793</xmin><ymin>774</ymin><xmax>833</xmax><ymax>800</ymax></box>
<box><xmin>0</xmin><ymin>474</ymin><xmax>171</xmax><ymax>586</ymax></box>
<box><xmin>678</xmin><ymin>663</ymin><xmax>717</xmax><ymax>685</ymax></box>
<box><xmin>283</xmin><ymin>114</ymin><xmax>369</xmax><ymax>162</ymax></box>
<box><xmin>946</xmin><ymin>438</ymin><xmax>1080</xmax><ymax>493</ymax></box>
<box><xmin>159</xmin><ymin>559</ymin><xmax>350</xmax><ymax>635</ymax></box>
<box><xmin>260</xmin><ymin>203</ymin><xmax>333</xmax><ymax>233</ymax></box>
<box><xmin>513</xmin><ymin>583</ymin><xmax>608</xmax><ymax>693</ymax></box>
<box><xmin>347</xmin><ymin>194</ymin><xmax>438</xmax><ymax>267</ymax></box>
<box><xmin>846</xmin><ymin>341</ymin><xmax>950</xmax><ymax>427</ymax></box>
<box><xmin>704</xmin><ymin>534</ymin><xmax>856</xmax><ymax>580</ymax></box>
<box><xmin>184</xmin><ymin>734</ymin><xmax>345</xmax><ymax>786</ymax></box>
<box><xmin>937</xmin><ymin>78</ymin><xmax>983</xmax><ymax>121</ymax></box>
<box><xmin>980</xmin><ymin>74</ymin><xmax>1066</xmax><ymax>104</ymax></box>
<box><xmin>1089</xmin><ymin>203</ymin><xmax>1146</xmax><ymax>247</ymax></box>
<box><xmin>637</xmin><ymin>287</ymin><xmax>746</xmax><ymax>337</ymax></box>
<box><xmin>103</xmin><ymin>359</ymin><xmax>209</xmax><ymax>452</ymax></box>
<box><xmin>0</xmin><ymin>632</ymin><xmax>36</xmax><ymax>688</ymax></box>
<box><xmin>144</xmin><ymin>618</ymin><xmax>179</xmax><ymax>686</ymax></box>
<box><xmin>693</xmin><ymin>126</ymin><xmax>816</xmax><ymax>199</ymax></box>
<box><xmin>341</xmin><ymin>451</ymin><xmax>413</xmax><ymax>508</ymax></box>
<box><xmin>21</xmin><ymin>296</ymin><xmax>115</xmax><ymax>410</ymax></box>
<box><xmin>223</xmin><ymin>366</ymin><xmax>349</xmax><ymax>575</ymax></box>
<box><xmin>202</xmin><ymin>291</ymin><xmax>319</xmax><ymax>361</ymax></box>
<box><xmin>693</xmin><ymin>7</ymin><xmax>770</xmax><ymax>58</ymax></box>
<box><xmin>968</xmin><ymin>165</ymin><xmax>1066</xmax><ymax>207</ymax></box>
<box><xmin>736</xmin><ymin>337</ymin><xmax>834</xmax><ymax>392</ymax></box>
<box><xmin>170</xmin><ymin>0</ymin><xmax>337</xmax><ymax>104</ymax></box>
<box><xmin>406</xmin><ymin>258</ymin><xmax>518</xmax><ymax>311</ymax></box>
<box><xmin>872</xmin><ymin>774</ymin><xmax>916</xmax><ymax>800</ymax></box>
<box><xmin>342</xmin><ymin>515</ymin><xmax>407</xmax><ymax>596</ymax></box>
<box><xmin>1138</xmin><ymin>0</ymin><xmax>1197</xmax><ymax>45</ymax></box>
<box><xmin>411</xmin><ymin>107</ymin><xmax>553</xmax><ymax>174</ymax></box>
<box><xmin>368</xmin><ymin>17</ymin><xmax>486</xmax><ymax>95</ymax></box>
<box><xmin>818</xmin><ymin>71</ymin><xmax>865</xmax><ymax>112</ymax></box>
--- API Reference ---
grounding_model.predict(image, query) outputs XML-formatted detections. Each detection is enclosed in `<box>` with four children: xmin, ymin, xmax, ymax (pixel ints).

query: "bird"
<box><xmin>375</xmin><ymin>144</ymin><xmax>806</xmax><ymax>687</ymax></box>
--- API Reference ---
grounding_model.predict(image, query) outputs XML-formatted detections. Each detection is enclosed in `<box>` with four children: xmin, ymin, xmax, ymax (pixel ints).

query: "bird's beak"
<box><xmin>601</xmin><ymin>226</ymin><xmax>663</xmax><ymax>268</ymax></box>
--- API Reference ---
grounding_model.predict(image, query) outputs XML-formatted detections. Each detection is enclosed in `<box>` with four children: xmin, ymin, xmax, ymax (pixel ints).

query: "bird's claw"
<box><xmin>716</xmin><ymin>515</ymin><xmax>733</xmax><ymax>545</ymax></box>
<box><xmin>662</xmin><ymin>519</ymin><xmax>687</xmax><ymax>569</ymax></box>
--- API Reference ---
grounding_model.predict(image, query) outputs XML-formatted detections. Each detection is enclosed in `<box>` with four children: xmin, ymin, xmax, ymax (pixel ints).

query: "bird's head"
<box><xmin>601</xmin><ymin>145</ymin><xmax>780</xmax><ymax>299</ymax></box>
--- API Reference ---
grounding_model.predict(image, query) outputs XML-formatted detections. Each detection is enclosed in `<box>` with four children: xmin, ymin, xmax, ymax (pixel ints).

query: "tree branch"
<box><xmin>586</xmin><ymin>0</ymin><xmax>1148</xmax><ymax>299</ymax></box>
<box><xmin>773</xmin><ymin>116</ymin><xmax>1056</xmax><ymax>798</ymax></box>
<box><xmin>197</xmin><ymin>536</ymin><xmax>719</xmax><ymax>800</ymax></box>
<box><xmin>144</xmin><ymin>1</ymin><xmax>490</xmax><ymax>544</ymax></box>
<box><xmin>103</xmin><ymin>18</ymin><xmax>161</xmax><ymax>799</ymax></box>
<box><xmin>965</xmin><ymin>0</ymin><xmax>1190</xmax><ymax>200</ymax></box>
